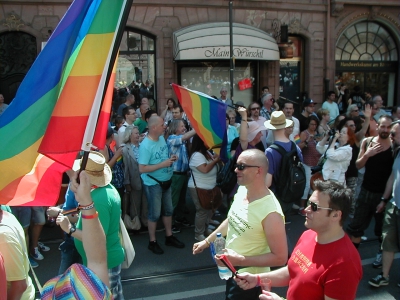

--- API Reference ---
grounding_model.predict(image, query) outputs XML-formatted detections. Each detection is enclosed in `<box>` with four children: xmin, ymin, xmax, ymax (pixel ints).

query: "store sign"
<box><xmin>336</xmin><ymin>61</ymin><xmax>397</xmax><ymax>71</ymax></box>
<box><xmin>177</xmin><ymin>46</ymin><xmax>276</xmax><ymax>60</ymax></box>
<box><xmin>204</xmin><ymin>47</ymin><xmax>265</xmax><ymax>59</ymax></box>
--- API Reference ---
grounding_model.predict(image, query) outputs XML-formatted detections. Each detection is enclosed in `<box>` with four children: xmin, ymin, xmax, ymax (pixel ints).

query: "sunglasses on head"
<box><xmin>308</xmin><ymin>201</ymin><xmax>333</xmax><ymax>212</ymax></box>
<box><xmin>235</xmin><ymin>164</ymin><xmax>260</xmax><ymax>171</ymax></box>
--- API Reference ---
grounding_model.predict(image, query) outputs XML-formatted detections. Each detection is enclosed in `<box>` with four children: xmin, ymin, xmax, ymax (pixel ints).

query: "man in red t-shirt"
<box><xmin>234</xmin><ymin>180</ymin><xmax>363</xmax><ymax>300</ymax></box>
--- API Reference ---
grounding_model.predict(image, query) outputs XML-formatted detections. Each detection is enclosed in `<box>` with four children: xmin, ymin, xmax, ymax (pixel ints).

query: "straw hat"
<box><xmin>247</xmin><ymin>121</ymin><xmax>267</xmax><ymax>142</ymax></box>
<box><xmin>264</xmin><ymin>111</ymin><xmax>293</xmax><ymax>130</ymax></box>
<box><xmin>73</xmin><ymin>151</ymin><xmax>111</xmax><ymax>187</ymax></box>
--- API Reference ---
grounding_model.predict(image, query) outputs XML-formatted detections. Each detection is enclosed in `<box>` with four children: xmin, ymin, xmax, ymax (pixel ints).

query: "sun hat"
<box><xmin>247</xmin><ymin>121</ymin><xmax>267</xmax><ymax>142</ymax></box>
<box><xmin>72</xmin><ymin>151</ymin><xmax>111</xmax><ymax>187</ymax></box>
<box><xmin>264</xmin><ymin>111</ymin><xmax>293</xmax><ymax>130</ymax></box>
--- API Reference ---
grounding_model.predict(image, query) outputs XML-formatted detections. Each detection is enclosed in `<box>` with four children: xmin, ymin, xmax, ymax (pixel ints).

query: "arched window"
<box><xmin>117</xmin><ymin>29</ymin><xmax>156</xmax><ymax>108</ymax></box>
<box><xmin>336</xmin><ymin>21</ymin><xmax>398</xmax><ymax>61</ymax></box>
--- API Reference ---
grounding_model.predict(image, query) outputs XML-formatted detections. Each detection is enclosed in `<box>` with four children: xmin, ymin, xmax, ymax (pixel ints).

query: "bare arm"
<box><xmin>376</xmin><ymin>170</ymin><xmax>394</xmax><ymax>213</ymax></box>
<box><xmin>238</xmin><ymin>107</ymin><xmax>249</xmax><ymax>150</ymax></box>
<box><xmin>7</xmin><ymin>280</ymin><xmax>27</xmax><ymax>300</ymax></box>
<box><xmin>298</xmin><ymin>131</ymin><xmax>308</xmax><ymax>149</ymax></box>
<box><xmin>159</xmin><ymin>105</ymin><xmax>169</xmax><ymax>119</ymax></box>
<box><xmin>106</xmin><ymin>147</ymin><xmax>123</xmax><ymax>168</ymax></box>
<box><xmin>193</xmin><ymin>219</ymin><xmax>229</xmax><ymax>255</ymax></box>
<box><xmin>234</xmin><ymin>266</ymin><xmax>290</xmax><ymax>289</ymax></box>
<box><xmin>355</xmin><ymin>138</ymin><xmax>384</xmax><ymax>169</ymax></box>
<box><xmin>182</xmin><ymin>129</ymin><xmax>196</xmax><ymax>141</ymax></box>
<box><xmin>355</xmin><ymin>104</ymin><xmax>371</xmax><ymax>142</ymax></box>
<box><xmin>195</xmin><ymin>154</ymin><xmax>220</xmax><ymax>174</ymax></box>
<box><xmin>70</xmin><ymin>171</ymin><xmax>110</xmax><ymax>287</ymax></box>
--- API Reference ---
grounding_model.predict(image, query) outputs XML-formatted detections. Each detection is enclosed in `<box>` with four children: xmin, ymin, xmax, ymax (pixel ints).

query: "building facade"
<box><xmin>1</xmin><ymin>0</ymin><xmax>399</xmax><ymax>112</ymax></box>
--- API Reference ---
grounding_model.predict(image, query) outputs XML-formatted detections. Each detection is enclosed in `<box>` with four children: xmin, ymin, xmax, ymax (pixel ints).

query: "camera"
<box><xmin>328</xmin><ymin>128</ymin><xmax>337</xmax><ymax>136</ymax></box>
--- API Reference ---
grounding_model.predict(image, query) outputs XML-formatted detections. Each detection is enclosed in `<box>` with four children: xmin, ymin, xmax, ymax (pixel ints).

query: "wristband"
<box><xmin>78</xmin><ymin>202</ymin><xmax>94</xmax><ymax>210</ymax></box>
<box><xmin>205</xmin><ymin>238</ymin><xmax>211</xmax><ymax>246</ymax></box>
<box><xmin>256</xmin><ymin>275</ymin><xmax>261</xmax><ymax>287</ymax></box>
<box><xmin>81</xmin><ymin>212</ymin><xmax>99</xmax><ymax>219</ymax></box>
<box><xmin>381</xmin><ymin>197</ymin><xmax>389</xmax><ymax>204</ymax></box>
<box><xmin>241</xmin><ymin>119</ymin><xmax>247</xmax><ymax>122</ymax></box>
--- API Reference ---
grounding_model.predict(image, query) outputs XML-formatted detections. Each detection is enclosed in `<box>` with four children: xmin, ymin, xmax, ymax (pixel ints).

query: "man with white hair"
<box><xmin>373</xmin><ymin>95</ymin><xmax>386</xmax><ymax>122</ymax></box>
<box><xmin>260</xmin><ymin>93</ymin><xmax>275</xmax><ymax>120</ymax></box>
<box><xmin>218</xmin><ymin>87</ymin><xmax>233</xmax><ymax>107</ymax></box>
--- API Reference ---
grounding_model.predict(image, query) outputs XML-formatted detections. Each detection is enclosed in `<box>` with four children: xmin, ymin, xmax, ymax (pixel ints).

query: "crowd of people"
<box><xmin>0</xmin><ymin>84</ymin><xmax>399</xmax><ymax>300</ymax></box>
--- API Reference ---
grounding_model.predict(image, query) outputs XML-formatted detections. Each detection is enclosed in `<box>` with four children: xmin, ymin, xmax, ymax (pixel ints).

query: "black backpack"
<box><xmin>270</xmin><ymin>142</ymin><xmax>306</xmax><ymax>203</ymax></box>
<box><xmin>216</xmin><ymin>157</ymin><xmax>237</xmax><ymax>194</ymax></box>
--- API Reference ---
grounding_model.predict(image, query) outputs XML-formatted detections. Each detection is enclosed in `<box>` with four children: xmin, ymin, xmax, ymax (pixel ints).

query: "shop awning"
<box><xmin>173</xmin><ymin>22</ymin><xmax>279</xmax><ymax>61</ymax></box>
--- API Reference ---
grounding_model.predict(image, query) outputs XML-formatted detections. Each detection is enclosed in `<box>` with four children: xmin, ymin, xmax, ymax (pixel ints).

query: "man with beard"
<box><xmin>368</xmin><ymin>120</ymin><xmax>400</xmax><ymax>288</ymax></box>
<box><xmin>347</xmin><ymin>115</ymin><xmax>394</xmax><ymax>267</ymax></box>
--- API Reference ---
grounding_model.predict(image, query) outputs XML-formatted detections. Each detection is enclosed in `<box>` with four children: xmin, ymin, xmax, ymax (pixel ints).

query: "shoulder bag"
<box><xmin>119</xmin><ymin>218</ymin><xmax>135</xmax><ymax>269</ymax></box>
<box><xmin>191</xmin><ymin>169</ymin><xmax>222</xmax><ymax>211</ymax></box>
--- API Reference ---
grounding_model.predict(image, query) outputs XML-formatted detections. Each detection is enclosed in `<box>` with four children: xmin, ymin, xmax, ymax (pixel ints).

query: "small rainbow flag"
<box><xmin>293</xmin><ymin>134</ymin><xmax>301</xmax><ymax>145</ymax></box>
<box><xmin>0</xmin><ymin>0</ymin><xmax>130</xmax><ymax>206</ymax></box>
<box><xmin>171</xmin><ymin>83</ymin><xmax>227</xmax><ymax>151</ymax></box>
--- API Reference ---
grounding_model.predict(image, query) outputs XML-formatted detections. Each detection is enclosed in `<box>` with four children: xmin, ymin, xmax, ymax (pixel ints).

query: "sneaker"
<box><xmin>148</xmin><ymin>241</ymin><xmax>164</xmax><ymax>254</ymax></box>
<box><xmin>209</xmin><ymin>219</ymin><xmax>220</xmax><ymax>226</ymax></box>
<box><xmin>368</xmin><ymin>273</ymin><xmax>389</xmax><ymax>287</ymax></box>
<box><xmin>175</xmin><ymin>217</ymin><xmax>191</xmax><ymax>227</ymax></box>
<box><xmin>208</xmin><ymin>224</ymin><xmax>216</xmax><ymax>230</ymax></box>
<box><xmin>195</xmin><ymin>234</ymin><xmax>206</xmax><ymax>242</ymax></box>
<box><xmin>397</xmin><ymin>282</ymin><xmax>400</xmax><ymax>288</ymax></box>
<box><xmin>298</xmin><ymin>208</ymin><xmax>306</xmax><ymax>217</ymax></box>
<box><xmin>205</xmin><ymin>228</ymin><xmax>213</xmax><ymax>236</ymax></box>
<box><xmin>165</xmin><ymin>235</ymin><xmax>185</xmax><ymax>248</ymax></box>
<box><xmin>171</xmin><ymin>225</ymin><xmax>181</xmax><ymax>234</ymax></box>
<box><xmin>31</xmin><ymin>247</ymin><xmax>44</xmax><ymax>260</ymax></box>
<box><xmin>372</xmin><ymin>251</ymin><xmax>382</xmax><ymax>268</ymax></box>
<box><xmin>29</xmin><ymin>257</ymin><xmax>39</xmax><ymax>268</ymax></box>
<box><xmin>38</xmin><ymin>242</ymin><xmax>50</xmax><ymax>252</ymax></box>
<box><xmin>292</xmin><ymin>203</ymin><xmax>300</xmax><ymax>210</ymax></box>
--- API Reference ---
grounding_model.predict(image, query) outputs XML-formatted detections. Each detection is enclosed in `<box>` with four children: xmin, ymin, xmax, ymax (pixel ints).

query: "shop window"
<box><xmin>178</xmin><ymin>61</ymin><xmax>257</xmax><ymax>108</ymax></box>
<box><xmin>117</xmin><ymin>29</ymin><xmax>156</xmax><ymax>108</ymax></box>
<box><xmin>335</xmin><ymin>21</ymin><xmax>397</xmax><ymax>61</ymax></box>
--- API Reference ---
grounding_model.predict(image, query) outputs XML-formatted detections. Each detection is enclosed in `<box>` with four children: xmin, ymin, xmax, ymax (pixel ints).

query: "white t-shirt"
<box><xmin>322</xmin><ymin>101</ymin><xmax>339</xmax><ymax>122</ymax></box>
<box><xmin>188</xmin><ymin>152</ymin><xmax>218</xmax><ymax>189</ymax></box>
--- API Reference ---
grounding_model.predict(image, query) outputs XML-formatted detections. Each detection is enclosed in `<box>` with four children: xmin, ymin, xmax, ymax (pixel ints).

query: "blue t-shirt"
<box><xmin>139</xmin><ymin>136</ymin><xmax>172</xmax><ymax>185</ymax></box>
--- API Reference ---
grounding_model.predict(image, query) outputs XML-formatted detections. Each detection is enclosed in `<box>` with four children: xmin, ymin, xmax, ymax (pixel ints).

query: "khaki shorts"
<box><xmin>382</xmin><ymin>201</ymin><xmax>400</xmax><ymax>252</ymax></box>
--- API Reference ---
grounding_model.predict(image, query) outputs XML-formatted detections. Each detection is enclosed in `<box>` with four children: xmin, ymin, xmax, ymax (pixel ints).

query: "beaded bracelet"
<box><xmin>78</xmin><ymin>202</ymin><xmax>94</xmax><ymax>210</ymax></box>
<box><xmin>81</xmin><ymin>212</ymin><xmax>98</xmax><ymax>219</ymax></box>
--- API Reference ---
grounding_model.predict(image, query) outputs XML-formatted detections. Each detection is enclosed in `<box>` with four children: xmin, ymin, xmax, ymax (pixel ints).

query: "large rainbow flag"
<box><xmin>0</xmin><ymin>0</ymin><xmax>131</xmax><ymax>206</ymax></box>
<box><xmin>171</xmin><ymin>83</ymin><xmax>228</xmax><ymax>157</ymax></box>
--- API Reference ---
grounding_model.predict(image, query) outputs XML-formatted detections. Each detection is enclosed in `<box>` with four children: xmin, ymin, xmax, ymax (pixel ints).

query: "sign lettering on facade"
<box><xmin>204</xmin><ymin>47</ymin><xmax>264</xmax><ymax>59</ymax></box>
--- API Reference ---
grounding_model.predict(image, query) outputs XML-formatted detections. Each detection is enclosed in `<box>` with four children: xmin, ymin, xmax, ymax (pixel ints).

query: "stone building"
<box><xmin>1</xmin><ymin>0</ymin><xmax>399</xmax><ymax>113</ymax></box>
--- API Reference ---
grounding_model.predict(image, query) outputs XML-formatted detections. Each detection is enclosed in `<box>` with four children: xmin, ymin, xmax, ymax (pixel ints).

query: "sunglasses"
<box><xmin>235</xmin><ymin>164</ymin><xmax>260</xmax><ymax>171</ymax></box>
<box><xmin>308</xmin><ymin>201</ymin><xmax>333</xmax><ymax>212</ymax></box>
<box><xmin>351</xmin><ymin>110</ymin><xmax>359</xmax><ymax>112</ymax></box>
<box><xmin>251</xmin><ymin>107</ymin><xmax>260</xmax><ymax>111</ymax></box>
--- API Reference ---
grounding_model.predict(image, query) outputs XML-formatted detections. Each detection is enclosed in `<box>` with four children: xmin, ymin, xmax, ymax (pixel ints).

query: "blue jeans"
<box><xmin>143</xmin><ymin>184</ymin><xmax>173</xmax><ymax>222</ymax></box>
<box><xmin>58</xmin><ymin>235</ymin><xmax>82</xmax><ymax>275</ymax></box>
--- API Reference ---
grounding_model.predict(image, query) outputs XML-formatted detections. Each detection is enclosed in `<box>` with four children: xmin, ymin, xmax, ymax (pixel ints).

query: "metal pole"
<box><xmin>229</xmin><ymin>1</ymin><xmax>234</xmax><ymax>100</ymax></box>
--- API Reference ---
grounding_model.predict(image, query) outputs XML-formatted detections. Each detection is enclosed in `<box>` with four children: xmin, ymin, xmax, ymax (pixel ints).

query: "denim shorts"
<box><xmin>143</xmin><ymin>184</ymin><xmax>173</xmax><ymax>222</ymax></box>
<box><xmin>11</xmin><ymin>206</ymin><xmax>46</xmax><ymax>227</ymax></box>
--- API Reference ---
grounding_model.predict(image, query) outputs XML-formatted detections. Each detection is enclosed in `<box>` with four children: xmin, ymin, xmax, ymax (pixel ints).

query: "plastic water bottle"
<box><xmin>214</xmin><ymin>233</ymin><xmax>232</xmax><ymax>280</ymax></box>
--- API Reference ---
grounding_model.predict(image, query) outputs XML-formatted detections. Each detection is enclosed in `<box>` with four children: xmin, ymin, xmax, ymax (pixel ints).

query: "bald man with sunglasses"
<box><xmin>193</xmin><ymin>149</ymin><xmax>287</xmax><ymax>300</ymax></box>
<box><xmin>234</xmin><ymin>180</ymin><xmax>362</xmax><ymax>300</ymax></box>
